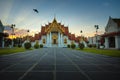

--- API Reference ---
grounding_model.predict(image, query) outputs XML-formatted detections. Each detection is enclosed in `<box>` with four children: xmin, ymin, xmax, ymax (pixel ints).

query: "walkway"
<box><xmin>0</xmin><ymin>48</ymin><xmax>120</xmax><ymax>80</ymax></box>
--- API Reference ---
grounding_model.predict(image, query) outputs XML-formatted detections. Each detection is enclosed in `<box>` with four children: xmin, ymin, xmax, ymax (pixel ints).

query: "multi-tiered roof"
<box><xmin>31</xmin><ymin>18</ymin><xmax>87</xmax><ymax>42</ymax></box>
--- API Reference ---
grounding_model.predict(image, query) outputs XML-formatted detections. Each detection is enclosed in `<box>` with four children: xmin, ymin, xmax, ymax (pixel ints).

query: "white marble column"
<box><xmin>50</xmin><ymin>32</ymin><xmax>52</xmax><ymax>47</ymax></box>
<box><xmin>105</xmin><ymin>37</ymin><xmax>109</xmax><ymax>49</ymax></box>
<box><xmin>2</xmin><ymin>37</ymin><xmax>4</xmax><ymax>48</ymax></box>
<box><xmin>47</xmin><ymin>34</ymin><xmax>49</xmax><ymax>47</ymax></box>
<box><xmin>115</xmin><ymin>36</ymin><xmax>120</xmax><ymax>49</ymax></box>
<box><xmin>60</xmin><ymin>34</ymin><xmax>63</xmax><ymax>47</ymax></box>
<box><xmin>58</xmin><ymin>32</ymin><xmax>60</xmax><ymax>47</ymax></box>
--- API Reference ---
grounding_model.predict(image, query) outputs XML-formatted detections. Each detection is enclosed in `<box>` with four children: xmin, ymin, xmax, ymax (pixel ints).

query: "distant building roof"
<box><xmin>112</xmin><ymin>18</ymin><xmax>120</xmax><ymax>27</ymax></box>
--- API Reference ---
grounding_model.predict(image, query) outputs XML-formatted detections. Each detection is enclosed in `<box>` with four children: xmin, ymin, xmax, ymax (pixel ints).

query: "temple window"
<box><xmin>43</xmin><ymin>38</ymin><xmax>46</xmax><ymax>44</ymax></box>
<box><xmin>64</xmin><ymin>38</ymin><xmax>67</xmax><ymax>44</ymax></box>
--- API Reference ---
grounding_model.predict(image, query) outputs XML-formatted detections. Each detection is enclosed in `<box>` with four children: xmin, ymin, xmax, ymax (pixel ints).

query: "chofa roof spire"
<box><xmin>53</xmin><ymin>14</ymin><xmax>57</xmax><ymax>23</ymax></box>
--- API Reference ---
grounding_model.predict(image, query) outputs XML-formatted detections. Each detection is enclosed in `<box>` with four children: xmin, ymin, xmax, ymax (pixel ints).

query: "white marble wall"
<box><xmin>105</xmin><ymin>37</ymin><xmax>109</xmax><ymax>48</ymax></box>
<box><xmin>115</xmin><ymin>36</ymin><xmax>120</xmax><ymax>49</ymax></box>
<box><xmin>106</xmin><ymin>18</ymin><xmax>120</xmax><ymax>33</ymax></box>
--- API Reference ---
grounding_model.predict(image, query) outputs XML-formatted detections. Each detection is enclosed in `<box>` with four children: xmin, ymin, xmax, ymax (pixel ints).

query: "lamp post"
<box><xmin>2</xmin><ymin>32</ymin><xmax>5</xmax><ymax>48</ymax></box>
<box><xmin>94</xmin><ymin>25</ymin><xmax>99</xmax><ymax>48</ymax></box>
<box><xmin>27</xmin><ymin>30</ymin><xmax>30</xmax><ymax>42</ymax></box>
<box><xmin>80</xmin><ymin>30</ymin><xmax>83</xmax><ymax>43</ymax></box>
<box><xmin>11</xmin><ymin>24</ymin><xmax>15</xmax><ymax>48</ymax></box>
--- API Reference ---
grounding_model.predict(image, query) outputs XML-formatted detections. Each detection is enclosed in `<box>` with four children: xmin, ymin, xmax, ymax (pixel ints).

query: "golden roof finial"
<box><xmin>53</xmin><ymin>14</ymin><xmax>57</xmax><ymax>23</ymax></box>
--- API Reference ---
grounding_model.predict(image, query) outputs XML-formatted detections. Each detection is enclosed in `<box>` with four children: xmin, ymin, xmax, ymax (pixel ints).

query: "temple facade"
<box><xmin>32</xmin><ymin>18</ymin><xmax>87</xmax><ymax>47</ymax></box>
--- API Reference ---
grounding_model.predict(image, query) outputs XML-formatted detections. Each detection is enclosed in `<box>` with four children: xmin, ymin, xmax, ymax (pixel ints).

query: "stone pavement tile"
<box><xmin>86</xmin><ymin>71</ymin><xmax>120</xmax><ymax>80</ymax></box>
<box><xmin>56</xmin><ymin>72</ymin><xmax>88</xmax><ymax>80</ymax></box>
<box><xmin>98</xmin><ymin>65</ymin><xmax>120</xmax><ymax>72</ymax></box>
<box><xmin>39</xmin><ymin>61</ymin><xmax>54</xmax><ymax>65</ymax></box>
<box><xmin>22</xmin><ymin>72</ymin><xmax>53</xmax><ymax>80</ymax></box>
<box><xmin>87</xmin><ymin>60</ymin><xmax>109</xmax><ymax>65</ymax></box>
<box><xmin>56</xmin><ymin>65</ymin><xmax>79</xmax><ymax>72</ymax></box>
<box><xmin>113</xmin><ymin>64</ymin><xmax>120</xmax><ymax>67</ymax></box>
<box><xmin>106</xmin><ymin>60</ymin><xmax>120</xmax><ymax>64</ymax></box>
<box><xmin>73</xmin><ymin>60</ymin><xmax>92</xmax><ymax>65</ymax></box>
<box><xmin>78</xmin><ymin>65</ymin><xmax>103</xmax><ymax>72</ymax></box>
<box><xmin>0</xmin><ymin>72</ymin><xmax>24</xmax><ymax>80</ymax></box>
<box><xmin>0</xmin><ymin>64</ymin><xmax>11</xmax><ymax>71</ymax></box>
<box><xmin>5</xmin><ymin>64</ymin><xmax>32</xmax><ymax>72</ymax></box>
<box><xmin>31</xmin><ymin>65</ymin><xmax>54</xmax><ymax>72</ymax></box>
<box><xmin>38</xmin><ymin>59</ymin><xmax>54</xmax><ymax>65</ymax></box>
<box><xmin>19</xmin><ymin>61</ymin><xmax>37</xmax><ymax>65</ymax></box>
<box><xmin>56</xmin><ymin>60</ymin><xmax>72</xmax><ymax>65</ymax></box>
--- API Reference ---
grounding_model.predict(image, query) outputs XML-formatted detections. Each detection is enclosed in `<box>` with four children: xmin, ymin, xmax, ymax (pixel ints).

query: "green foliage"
<box><xmin>40</xmin><ymin>44</ymin><xmax>43</xmax><ymax>48</ymax></box>
<box><xmin>92</xmin><ymin>44</ymin><xmax>96</xmax><ymax>48</ymax></box>
<box><xmin>34</xmin><ymin>41</ymin><xmax>39</xmax><ymax>49</ymax></box>
<box><xmin>67</xmin><ymin>44</ymin><xmax>70</xmax><ymax>48</ymax></box>
<box><xmin>88</xmin><ymin>44</ymin><xmax>92</xmax><ymax>48</ymax></box>
<box><xmin>88</xmin><ymin>44</ymin><xmax>97</xmax><ymax>48</ymax></box>
<box><xmin>78</xmin><ymin>48</ymin><xmax>120</xmax><ymax>57</ymax></box>
<box><xmin>34</xmin><ymin>44</ymin><xmax>39</xmax><ymax>49</ymax></box>
<box><xmin>0</xmin><ymin>47</ymin><xmax>26</xmax><ymax>55</ymax></box>
<box><xmin>24</xmin><ymin>42</ymin><xmax>31</xmax><ymax>49</ymax></box>
<box><xmin>71</xmin><ymin>44</ymin><xmax>76</xmax><ymax>49</ymax></box>
<box><xmin>79</xmin><ymin>43</ymin><xmax>85</xmax><ymax>50</ymax></box>
<box><xmin>18</xmin><ymin>44</ymin><xmax>22</xmax><ymax>48</ymax></box>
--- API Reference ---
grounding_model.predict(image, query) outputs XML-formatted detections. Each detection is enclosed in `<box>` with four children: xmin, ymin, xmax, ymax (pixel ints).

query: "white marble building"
<box><xmin>102</xmin><ymin>17</ymin><xmax>120</xmax><ymax>49</ymax></box>
<box><xmin>0</xmin><ymin>20</ymin><xmax>4</xmax><ymax>48</ymax></box>
<box><xmin>32</xmin><ymin>18</ymin><xmax>84</xmax><ymax>47</ymax></box>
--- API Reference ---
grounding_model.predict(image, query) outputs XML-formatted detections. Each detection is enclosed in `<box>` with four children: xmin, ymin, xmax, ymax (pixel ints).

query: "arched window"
<box><xmin>42</xmin><ymin>39</ymin><xmax>46</xmax><ymax>44</ymax></box>
<box><xmin>64</xmin><ymin>38</ymin><xmax>67</xmax><ymax>44</ymax></box>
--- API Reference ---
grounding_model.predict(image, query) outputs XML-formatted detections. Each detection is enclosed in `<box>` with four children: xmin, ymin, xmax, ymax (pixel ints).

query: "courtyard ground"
<box><xmin>0</xmin><ymin>48</ymin><xmax>120</xmax><ymax>80</ymax></box>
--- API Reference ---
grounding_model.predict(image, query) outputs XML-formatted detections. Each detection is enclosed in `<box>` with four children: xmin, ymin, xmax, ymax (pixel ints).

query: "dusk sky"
<box><xmin>0</xmin><ymin>0</ymin><xmax>120</xmax><ymax>37</ymax></box>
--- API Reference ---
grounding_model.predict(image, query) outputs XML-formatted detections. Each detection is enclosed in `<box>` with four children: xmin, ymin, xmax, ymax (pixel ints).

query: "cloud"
<box><xmin>4</xmin><ymin>26</ymin><xmax>35</xmax><ymax>38</ymax></box>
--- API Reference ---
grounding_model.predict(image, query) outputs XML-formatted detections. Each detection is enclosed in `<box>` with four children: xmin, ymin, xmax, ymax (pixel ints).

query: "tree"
<box><xmin>67</xmin><ymin>44</ymin><xmax>70</xmax><ymax>48</ymax></box>
<box><xmin>71</xmin><ymin>44</ymin><xmax>76</xmax><ymax>49</ymax></box>
<box><xmin>34</xmin><ymin>41</ymin><xmax>39</xmax><ymax>49</ymax></box>
<box><xmin>79</xmin><ymin>43</ymin><xmax>85</xmax><ymax>50</ymax></box>
<box><xmin>24</xmin><ymin>42</ymin><xmax>31</xmax><ymax>49</ymax></box>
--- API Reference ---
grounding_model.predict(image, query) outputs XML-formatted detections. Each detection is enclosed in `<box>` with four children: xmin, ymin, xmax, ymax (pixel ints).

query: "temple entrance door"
<box><xmin>109</xmin><ymin>37</ymin><xmax>115</xmax><ymax>48</ymax></box>
<box><xmin>53</xmin><ymin>39</ymin><xmax>57</xmax><ymax>44</ymax></box>
<box><xmin>52</xmin><ymin>33</ymin><xmax>58</xmax><ymax>46</ymax></box>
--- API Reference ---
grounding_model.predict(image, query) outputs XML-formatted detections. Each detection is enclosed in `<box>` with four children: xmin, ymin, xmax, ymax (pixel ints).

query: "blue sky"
<box><xmin>0</xmin><ymin>0</ymin><xmax>120</xmax><ymax>37</ymax></box>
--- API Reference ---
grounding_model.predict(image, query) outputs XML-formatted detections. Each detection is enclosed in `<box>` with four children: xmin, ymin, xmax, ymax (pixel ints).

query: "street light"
<box><xmin>80</xmin><ymin>30</ymin><xmax>83</xmax><ymax>43</ymax></box>
<box><xmin>11</xmin><ymin>24</ymin><xmax>15</xmax><ymax>48</ymax></box>
<box><xmin>80</xmin><ymin>30</ymin><xmax>82</xmax><ymax>34</ymax></box>
<box><xmin>94</xmin><ymin>25</ymin><xmax>99</xmax><ymax>48</ymax></box>
<box><xmin>27</xmin><ymin>30</ymin><xmax>30</xmax><ymax>42</ymax></box>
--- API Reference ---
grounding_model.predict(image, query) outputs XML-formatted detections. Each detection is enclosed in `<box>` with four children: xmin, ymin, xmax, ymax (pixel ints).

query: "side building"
<box><xmin>102</xmin><ymin>17</ymin><xmax>120</xmax><ymax>49</ymax></box>
<box><xmin>0</xmin><ymin>20</ymin><xmax>4</xmax><ymax>48</ymax></box>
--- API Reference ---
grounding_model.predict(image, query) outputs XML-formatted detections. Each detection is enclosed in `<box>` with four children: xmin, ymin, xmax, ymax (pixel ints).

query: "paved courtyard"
<box><xmin>0</xmin><ymin>48</ymin><xmax>120</xmax><ymax>80</ymax></box>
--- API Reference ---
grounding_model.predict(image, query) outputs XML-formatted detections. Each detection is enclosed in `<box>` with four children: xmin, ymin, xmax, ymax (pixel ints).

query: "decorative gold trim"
<box><xmin>45</xmin><ymin>18</ymin><xmax>65</xmax><ymax>34</ymax></box>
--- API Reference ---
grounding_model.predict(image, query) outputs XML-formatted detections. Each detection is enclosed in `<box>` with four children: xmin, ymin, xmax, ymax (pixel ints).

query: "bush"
<box><xmin>92</xmin><ymin>44</ymin><xmax>96</xmax><ymax>48</ymax></box>
<box><xmin>71</xmin><ymin>44</ymin><xmax>76</xmax><ymax>49</ymax></box>
<box><xmin>24</xmin><ymin>42</ymin><xmax>31</xmax><ymax>49</ymax></box>
<box><xmin>88</xmin><ymin>44</ymin><xmax>92</xmax><ymax>48</ymax></box>
<box><xmin>79</xmin><ymin>43</ymin><xmax>85</xmax><ymax>50</ymax></box>
<box><xmin>18</xmin><ymin>44</ymin><xmax>22</xmax><ymax>48</ymax></box>
<box><xmin>34</xmin><ymin>41</ymin><xmax>39</xmax><ymax>49</ymax></box>
<box><xmin>40</xmin><ymin>44</ymin><xmax>43</xmax><ymax>48</ymax></box>
<box><xmin>67</xmin><ymin>44</ymin><xmax>70</xmax><ymax>48</ymax></box>
<box><xmin>34</xmin><ymin>44</ymin><xmax>39</xmax><ymax>49</ymax></box>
